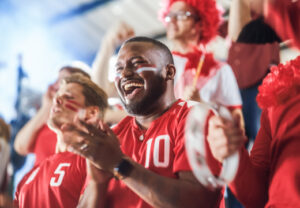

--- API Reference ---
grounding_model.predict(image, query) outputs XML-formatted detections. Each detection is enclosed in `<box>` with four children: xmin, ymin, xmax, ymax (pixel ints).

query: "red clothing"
<box><xmin>227</xmin><ymin>42</ymin><xmax>280</xmax><ymax>89</ymax></box>
<box><xmin>107</xmin><ymin>99</ymin><xmax>221</xmax><ymax>208</ymax></box>
<box><xmin>33</xmin><ymin>124</ymin><xmax>57</xmax><ymax>165</ymax></box>
<box><xmin>230</xmin><ymin>95</ymin><xmax>300</xmax><ymax>208</ymax></box>
<box><xmin>14</xmin><ymin>152</ymin><xmax>87</xmax><ymax>208</ymax></box>
<box><xmin>265</xmin><ymin>0</ymin><xmax>300</xmax><ymax>49</ymax></box>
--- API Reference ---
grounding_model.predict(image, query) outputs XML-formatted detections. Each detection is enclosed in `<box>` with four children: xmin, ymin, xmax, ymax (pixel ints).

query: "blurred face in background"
<box><xmin>48</xmin><ymin>82</ymin><xmax>85</xmax><ymax>131</ymax></box>
<box><xmin>165</xmin><ymin>1</ymin><xmax>201</xmax><ymax>42</ymax></box>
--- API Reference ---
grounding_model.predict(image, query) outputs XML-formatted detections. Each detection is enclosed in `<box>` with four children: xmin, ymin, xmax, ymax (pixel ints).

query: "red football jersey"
<box><xmin>14</xmin><ymin>152</ymin><xmax>87</xmax><ymax>208</ymax></box>
<box><xmin>33</xmin><ymin>124</ymin><xmax>57</xmax><ymax>166</ymax></box>
<box><xmin>107</xmin><ymin>99</ymin><xmax>220</xmax><ymax>208</ymax></box>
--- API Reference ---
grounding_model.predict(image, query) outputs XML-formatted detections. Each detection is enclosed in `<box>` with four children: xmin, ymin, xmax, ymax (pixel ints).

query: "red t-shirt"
<box><xmin>107</xmin><ymin>99</ymin><xmax>221</xmax><ymax>208</ymax></box>
<box><xmin>14</xmin><ymin>152</ymin><xmax>87</xmax><ymax>208</ymax></box>
<box><xmin>230</xmin><ymin>95</ymin><xmax>300</xmax><ymax>208</ymax></box>
<box><xmin>33</xmin><ymin>124</ymin><xmax>57</xmax><ymax>165</ymax></box>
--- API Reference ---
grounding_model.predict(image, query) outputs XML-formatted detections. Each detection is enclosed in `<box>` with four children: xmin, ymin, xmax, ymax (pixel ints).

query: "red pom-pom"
<box><xmin>159</xmin><ymin>0</ymin><xmax>221</xmax><ymax>45</ymax></box>
<box><xmin>257</xmin><ymin>56</ymin><xmax>300</xmax><ymax>109</ymax></box>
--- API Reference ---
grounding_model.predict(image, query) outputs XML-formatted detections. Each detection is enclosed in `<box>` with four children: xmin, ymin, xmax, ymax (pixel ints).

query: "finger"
<box><xmin>223</xmin><ymin>127</ymin><xmax>244</xmax><ymax>139</ymax></box>
<box><xmin>78</xmin><ymin>119</ymin><xmax>107</xmax><ymax>138</ymax></box>
<box><xmin>98</xmin><ymin>120</ymin><xmax>120</xmax><ymax>146</ymax></box>
<box><xmin>61</xmin><ymin>123</ymin><xmax>96</xmax><ymax>144</ymax></box>
<box><xmin>99</xmin><ymin>120</ymin><xmax>114</xmax><ymax>136</ymax></box>
<box><xmin>209</xmin><ymin>116</ymin><xmax>226</xmax><ymax>128</ymax></box>
<box><xmin>69</xmin><ymin>144</ymin><xmax>102</xmax><ymax>169</ymax></box>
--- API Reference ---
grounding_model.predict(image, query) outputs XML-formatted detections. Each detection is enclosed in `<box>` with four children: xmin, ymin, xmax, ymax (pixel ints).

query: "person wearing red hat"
<box><xmin>160</xmin><ymin>0</ymin><xmax>243</xmax><ymax>122</ymax></box>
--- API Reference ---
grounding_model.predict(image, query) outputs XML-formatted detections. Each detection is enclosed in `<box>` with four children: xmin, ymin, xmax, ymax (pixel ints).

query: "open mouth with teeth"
<box><xmin>123</xmin><ymin>81</ymin><xmax>144</xmax><ymax>98</ymax></box>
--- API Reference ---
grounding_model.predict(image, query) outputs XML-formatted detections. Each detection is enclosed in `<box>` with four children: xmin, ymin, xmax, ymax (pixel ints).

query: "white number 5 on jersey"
<box><xmin>50</xmin><ymin>163</ymin><xmax>70</xmax><ymax>187</ymax></box>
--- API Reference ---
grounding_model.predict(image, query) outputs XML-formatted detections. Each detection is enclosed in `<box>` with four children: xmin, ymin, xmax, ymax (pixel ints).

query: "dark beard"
<box><xmin>122</xmin><ymin>76</ymin><xmax>166</xmax><ymax>116</ymax></box>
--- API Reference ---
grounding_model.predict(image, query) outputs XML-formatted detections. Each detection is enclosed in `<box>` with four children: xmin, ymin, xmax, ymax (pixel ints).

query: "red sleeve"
<box><xmin>229</xmin><ymin>110</ymin><xmax>271</xmax><ymax>208</ymax></box>
<box><xmin>265</xmin><ymin>0</ymin><xmax>300</xmax><ymax>49</ymax></box>
<box><xmin>265</xmin><ymin>96</ymin><xmax>300</xmax><ymax>206</ymax></box>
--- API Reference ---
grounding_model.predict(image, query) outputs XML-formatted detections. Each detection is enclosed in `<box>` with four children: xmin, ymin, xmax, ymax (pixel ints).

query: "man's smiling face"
<box><xmin>114</xmin><ymin>41</ymin><xmax>167</xmax><ymax>115</ymax></box>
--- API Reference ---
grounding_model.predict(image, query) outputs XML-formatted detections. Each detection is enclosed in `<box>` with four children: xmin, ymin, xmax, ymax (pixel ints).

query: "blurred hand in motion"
<box><xmin>207</xmin><ymin>113</ymin><xmax>247</xmax><ymax>163</ymax></box>
<box><xmin>61</xmin><ymin>118</ymin><xmax>124</xmax><ymax>173</ymax></box>
<box><xmin>183</xmin><ymin>85</ymin><xmax>201</xmax><ymax>102</ymax></box>
<box><xmin>105</xmin><ymin>21</ymin><xmax>135</xmax><ymax>48</ymax></box>
<box><xmin>40</xmin><ymin>84</ymin><xmax>57</xmax><ymax>121</ymax></box>
<box><xmin>0</xmin><ymin>193</ymin><xmax>13</xmax><ymax>208</ymax></box>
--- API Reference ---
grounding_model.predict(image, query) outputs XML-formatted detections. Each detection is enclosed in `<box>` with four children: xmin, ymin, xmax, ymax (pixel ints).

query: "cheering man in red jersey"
<box><xmin>63</xmin><ymin>36</ymin><xmax>222</xmax><ymax>208</ymax></box>
<box><xmin>14</xmin><ymin>66</ymin><xmax>91</xmax><ymax>166</ymax></box>
<box><xmin>14</xmin><ymin>74</ymin><xmax>107</xmax><ymax>208</ymax></box>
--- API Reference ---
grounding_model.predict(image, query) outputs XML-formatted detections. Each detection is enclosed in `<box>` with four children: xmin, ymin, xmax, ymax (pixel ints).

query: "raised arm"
<box><xmin>228</xmin><ymin>0</ymin><xmax>252</xmax><ymax>41</ymax></box>
<box><xmin>91</xmin><ymin>22</ymin><xmax>134</xmax><ymax>97</ymax></box>
<box><xmin>14</xmin><ymin>86</ymin><xmax>53</xmax><ymax>155</ymax></box>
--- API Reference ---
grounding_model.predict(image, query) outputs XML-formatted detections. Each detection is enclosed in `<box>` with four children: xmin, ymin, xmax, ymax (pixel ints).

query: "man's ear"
<box><xmin>84</xmin><ymin>106</ymin><xmax>102</xmax><ymax>124</ymax></box>
<box><xmin>163</xmin><ymin>64</ymin><xmax>176</xmax><ymax>81</ymax></box>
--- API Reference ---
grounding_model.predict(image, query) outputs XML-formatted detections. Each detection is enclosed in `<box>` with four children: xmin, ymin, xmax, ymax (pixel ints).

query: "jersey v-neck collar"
<box><xmin>132</xmin><ymin>99</ymin><xmax>182</xmax><ymax>132</ymax></box>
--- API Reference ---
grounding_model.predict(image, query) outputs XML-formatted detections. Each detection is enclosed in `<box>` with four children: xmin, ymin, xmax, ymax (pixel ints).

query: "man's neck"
<box><xmin>135</xmin><ymin>96</ymin><xmax>176</xmax><ymax>129</ymax></box>
<box><xmin>55</xmin><ymin>133</ymin><xmax>68</xmax><ymax>153</ymax></box>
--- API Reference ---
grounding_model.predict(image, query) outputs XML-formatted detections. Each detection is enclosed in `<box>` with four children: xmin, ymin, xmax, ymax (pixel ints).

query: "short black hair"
<box><xmin>123</xmin><ymin>36</ymin><xmax>174</xmax><ymax>65</ymax></box>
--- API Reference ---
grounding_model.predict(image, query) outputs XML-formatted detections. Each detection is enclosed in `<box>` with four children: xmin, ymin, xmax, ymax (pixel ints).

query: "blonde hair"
<box><xmin>63</xmin><ymin>74</ymin><xmax>108</xmax><ymax>116</ymax></box>
<box><xmin>0</xmin><ymin>118</ymin><xmax>10</xmax><ymax>142</ymax></box>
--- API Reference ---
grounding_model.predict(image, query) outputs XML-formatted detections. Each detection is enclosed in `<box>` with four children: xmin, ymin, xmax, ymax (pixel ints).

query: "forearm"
<box><xmin>104</xmin><ymin>108</ymin><xmax>127</xmax><ymax>125</ymax></box>
<box><xmin>228</xmin><ymin>0</ymin><xmax>252</xmax><ymax>41</ymax></box>
<box><xmin>78</xmin><ymin>181</ymin><xmax>109</xmax><ymax>208</ymax></box>
<box><xmin>122</xmin><ymin>161</ymin><xmax>221</xmax><ymax>208</ymax></box>
<box><xmin>229</xmin><ymin>148</ymin><xmax>268</xmax><ymax>207</ymax></box>
<box><xmin>14</xmin><ymin>107</ymin><xmax>48</xmax><ymax>155</ymax></box>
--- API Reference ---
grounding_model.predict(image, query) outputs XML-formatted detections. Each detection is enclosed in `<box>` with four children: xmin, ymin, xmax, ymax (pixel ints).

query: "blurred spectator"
<box><xmin>0</xmin><ymin>118</ymin><xmax>13</xmax><ymax>207</ymax></box>
<box><xmin>14</xmin><ymin>65</ymin><xmax>90</xmax><ymax>166</ymax></box>
<box><xmin>160</xmin><ymin>0</ymin><xmax>243</xmax><ymax>125</ymax></box>
<box><xmin>208</xmin><ymin>56</ymin><xmax>300</xmax><ymax>207</ymax></box>
<box><xmin>227</xmin><ymin>1</ymin><xmax>280</xmax><ymax>207</ymax></box>
<box><xmin>14</xmin><ymin>74</ymin><xmax>108</xmax><ymax>208</ymax></box>
<box><xmin>228</xmin><ymin>0</ymin><xmax>280</xmax><ymax>144</ymax></box>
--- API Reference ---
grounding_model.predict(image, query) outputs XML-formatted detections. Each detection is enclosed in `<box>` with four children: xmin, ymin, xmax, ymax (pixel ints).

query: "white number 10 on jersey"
<box><xmin>145</xmin><ymin>135</ymin><xmax>170</xmax><ymax>168</ymax></box>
